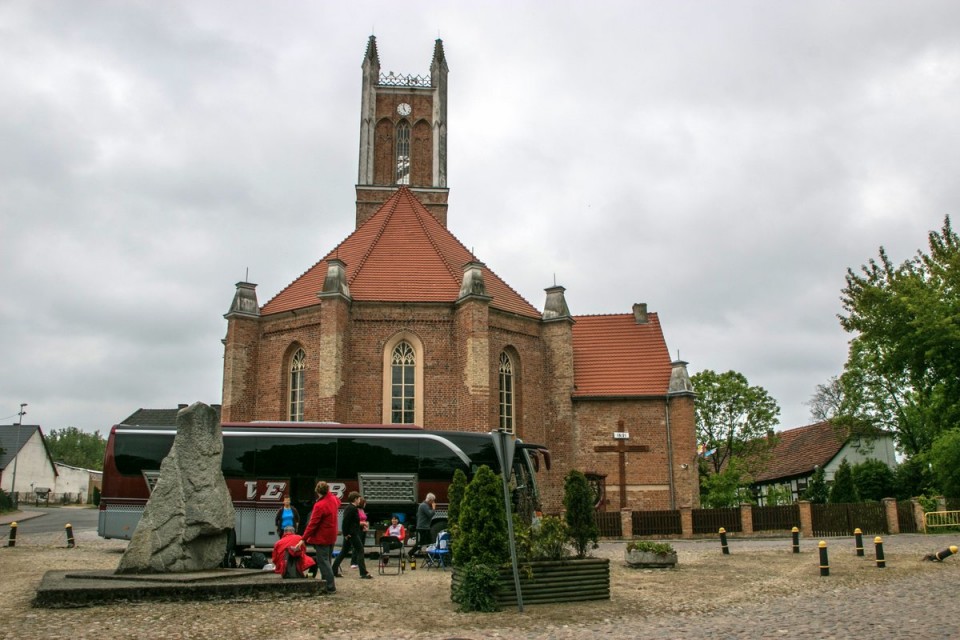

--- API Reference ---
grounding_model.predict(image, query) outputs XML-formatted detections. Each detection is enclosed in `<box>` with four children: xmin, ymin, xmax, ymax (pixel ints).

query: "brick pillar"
<box><xmin>222</xmin><ymin>281</ymin><xmax>261</xmax><ymax>422</ymax></box>
<box><xmin>798</xmin><ymin>500</ymin><xmax>813</xmax><ymax>538</ymax></box>
<box><xmin>882</xmin><ymin>497</ymin><xmax>900</xmax><ymax>535</ymax></box>
<box><xmin>680</xmin><ymin>507</ymin><xmax>693</xmax><ymax>539</ymax></box>
<box><xmin>317</xmin><ymin>293</ymin><xmax>351</xmax><ymax>422</ymax></box>
<box><xmin>620</xmin><ymin>508</ymin><xmax>632</xmax><ymax>539</ymax></box>
<box><xmin>912</xmin><ymin>499</ymin><xmax>926</xmax><ymax>533</ymax></box>
<box><xmin>453</xmin><ymin>291</ymin><xmax>491</xmax><ymax>430</ymax></box>
<box><xmin>740</xmin><ymin>504</ymin><xmax>754</xmax><ymax>535</ymax></box>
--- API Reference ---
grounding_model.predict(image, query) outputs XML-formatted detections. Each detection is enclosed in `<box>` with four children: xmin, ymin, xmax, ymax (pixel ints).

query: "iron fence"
<box><xmin>751</xmin><ymin>504</ymin><xmax>800</xmax><ymax>531</ymax></box>
<box><xmin>631</xmin><ymin>509</ymin><xmax>682</xmax><ymax>536</ymax></box>
<box><xmin>811</xmin><ymin>502</ymin><xmax>887</xmax><ymax>537</ymax></box>
<box><xmin>692</xmin><ymin>507</ymin><xmax>742</xmax><ymax>534</ymax></box>
<box><xmin>594</xmin><ymin>511</ymin><xmax>622</xmax><ymax>538</ymax></box>
<box><xmin>897</xmin><ymin>501</ymin><xmax>918</xmax><ymax>533</ymax></box>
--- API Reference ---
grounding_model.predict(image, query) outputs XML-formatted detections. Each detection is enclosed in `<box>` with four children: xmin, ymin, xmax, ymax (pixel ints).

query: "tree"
<box><xmin>763</xmin><ymin>484</ymin><xmax>794</xmax><ymax>506</ymax></box>
<box><xmin>838</xmin><ymin>216</ymin><xmax>960</xmax><ymax>456</ymax></box>
<box><xmin>807</xmin><ymin>376</ymin><xmax>844</xmax><ymax>422</ymax></box>
<box><xmin>451</xmin><ymin>465</ymin><xmax>509</xmax><ymax>567</ymax></box>
<box><xmin>894</xmin><ymin>454</ymin><xmax>936</xmax><ymax>500</ymax></box>
<box><xmin>692</xmin><ymin>369</ymin><xmax>781</xmax><ymax>475</ymax></box>
<box><xmin>802</xmin><ymin>466</ymin><xmax>829</xmax><ymax>504</ymax></box>
<box><xmin>447</xmin><ymin>468</ymin><xmax>468</xmax><ymax>530</ymax></box>
<box><xmin>829</xmin><ymin>458</ymin><xmax>859</xmax><ymax>503</ymax></box>
<box><xmin>563</xmin><ymin>470</ymin><xmax>598</xmax><ymax>559</ymax></box>
<box><xmin>928</xmin><ymin>429</ymin><xmax>960</xmax><ymax>498</ymax></box>
<box><xmin>699</xmin><ymin>458</ymin><xmax>753</xmax><ymax>508</ymax></box>
<box><xmin>45</xmin><ymin>428</ymin><xmax>106</xmax><ymax>470</ymax></box>
<box><xmin>851</xmin><ymin>459</ymin><xmax>896</xmax><ymax>502</ymax></box>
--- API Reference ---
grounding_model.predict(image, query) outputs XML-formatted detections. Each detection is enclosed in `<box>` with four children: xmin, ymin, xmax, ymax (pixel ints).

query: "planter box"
<box><xmin>625</xmin><ymin>549</ymin><xmax>677</xmax><ymax>569</ymax></box>
<box><xmin>452</xmin><ymin>558</ymin><xmax>610</xmax><ymax>606</ymax></box>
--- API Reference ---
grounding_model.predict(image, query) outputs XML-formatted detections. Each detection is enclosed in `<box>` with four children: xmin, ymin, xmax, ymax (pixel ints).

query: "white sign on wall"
<box><xmin>613</xmin><ymin>432</ymin><xmax>630</xmax><ymax>440</ymax></box>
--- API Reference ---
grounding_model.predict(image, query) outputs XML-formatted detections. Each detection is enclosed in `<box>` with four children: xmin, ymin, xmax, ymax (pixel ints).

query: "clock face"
<box><xmin>397</xmin><ymin>102</ymin><xmax>412</xmax><ymax>117</ymax></box>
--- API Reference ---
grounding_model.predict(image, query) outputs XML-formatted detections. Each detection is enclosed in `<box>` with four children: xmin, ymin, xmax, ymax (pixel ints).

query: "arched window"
<box><xmin>395</xmin><ymin>121</ymin><xmax>410</xmax><ymax>185</ymax></box>
<box><xmin>382</xmin><ymin>332</ymin><xmax>424</xmax><ymax>425</ymax></box>
<box><xmin>391</xmin><ymin>341</ymin><xmax>415</xmax><ymax>423</ymax></box>
<box><xmin>289</xmin><ymin>348</ymin><xmax>306</xmax><ymax>422</ymax></box>
<box><xmin>499</xmin><ymin>352</ymin><xmax>515</xmax><ymax>434</ymax></box>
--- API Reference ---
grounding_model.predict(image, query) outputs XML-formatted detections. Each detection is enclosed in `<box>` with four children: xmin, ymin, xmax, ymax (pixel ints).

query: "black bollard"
<box><xmin>854</xmin><ymin>528</ymin><xmax>864</xmax><ymax>557</ymax></box>
<box><xmin>819</xmin><ymin>541</ymin><xmax>829</xmax><ymax>576</ymax></box>
<box><xmin>874</xmin><ymin>536</ymin><xmax>885</xmax><ymax>568</ymax></box>
<box><xmin>7</xmin><ymin>522</ymin><xmax>16</xmax><ymax>548</ymax></box>
<box><xmin>719</xmin><ymin>527</ymin><xmax>729</xmax><ymax>555</ymax></box>
<box><xmin>791</xmin><ymin>527</ymin><xmax>800</xmax><ymax>554</ymax></box>
<box><xmin>933</xmin><ymin>545</ymin><xmax>959</xmax><ymax>561</ymax></box>
<box><xmin>65</xmin><ymin>523</ymin><xmax>75</xmax><ymax>548</ymax></box>
<box><xmin>410</xmin><ymin>554</ymin><xmax>416</xmax><ymax>570</ymax></box>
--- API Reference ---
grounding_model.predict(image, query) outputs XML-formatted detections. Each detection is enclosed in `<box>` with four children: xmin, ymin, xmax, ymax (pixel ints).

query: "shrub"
<box><xmin>452</xmin><ymin>465</ymin><xmax>509</xmax><ymax>567</ymax></box>
<box><xmin>802</xmin><ymin>466</ymin><xmax>829</xmax><ymax>503</ymax></box>
<box><xmin>563</xmin><ymin>470</ymin><xmax>598</xmax><ymax>559</ymax></box>
<box><xmin>829</xmin><ymin>458</ymin><xmax>860</xmax><ymax>503</ymax></box>
<box><xmin>852</xmin><ymin>459</ymin><xmax>896</xmax><ymax>502</ymax></box>
<box><xmin>626</xmin><ymin>540</ymin><xmax>675</xmax><ymax>555</ymax></box>
<box><xmin>447</xmin><ymin>468</ymin><xmax>467</xmax><ymax>531</ymax></box>
<box><xmin>0</xmin><ymin>488</ymin><xmax>12</xmax><ymax>512</ymax></box>
<box><xmin>513</xmin><ymin>515</ymin><xmax>570</xmax><ymax>562</ymax></box>
<box><xmin>451</xmin><ymin>561</ymin><xmax>501</xmax><ymax>612</ymax></box>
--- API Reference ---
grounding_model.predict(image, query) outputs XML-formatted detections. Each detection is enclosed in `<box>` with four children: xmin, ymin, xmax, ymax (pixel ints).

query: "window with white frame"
<box><xmin>395</xmin><ymin>121</ymin><xmax>410</xmax><ymax>185</ymax></box>
<box><xmin>289</xmin><ymin>348</ymin><xmax>306</xmax><ymax>422</ymax></box>
<box><xmin>499</xmin><ymin>351</ymin><xmax>515</xmax><ymax>434</ymax></box>
<box><xmin>391</xmin><ymin>341</ymin><xmax>416</xmax><ymax>423</ymax></box>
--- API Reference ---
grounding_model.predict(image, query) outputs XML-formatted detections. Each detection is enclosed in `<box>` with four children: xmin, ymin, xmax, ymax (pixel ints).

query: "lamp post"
<box><xmin>10</xmin><ymin>403</ymin><xmax>27</xmax><ymax>509</ymax></box>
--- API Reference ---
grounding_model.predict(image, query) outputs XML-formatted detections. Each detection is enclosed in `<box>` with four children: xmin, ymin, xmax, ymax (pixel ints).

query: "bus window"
<box><xmin>337</xmin><ymin>437</ymin><xmax>418</xmax><ymax>478</ymax></box>
<box><xmin>115</xmin><ymin>433</ymin><xmax>174</xmax><ymax>475</ymax></box>
<box><xmin>222</xmin><ymin>437</ymin><xmax>256</xmax><ymax>478</ymax></box>
<box><xmin>255</xmin><ymin>437</ymin><xmax>336</xmax><ymax>479</ymax></box>
<box><xmin>418</xmin><ymin>439</ymin><xmax>468</xmax><ymax>480</ymax></box>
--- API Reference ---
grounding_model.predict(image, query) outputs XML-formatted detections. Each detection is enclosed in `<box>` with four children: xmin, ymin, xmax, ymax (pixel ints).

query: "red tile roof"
<box><xmin>261</xmin><ymin>188</ymin><xmax>539</xmax><ymax>318</ymax></box>
<box><xmin>571</xmin><ymin>313</ymin><xmax>673</xmax><ymax>397</ymax></box>
<box><xmin>753</xmin><ymin>421</ymin><xmax>846</xmax><ymax>482</ymax></box>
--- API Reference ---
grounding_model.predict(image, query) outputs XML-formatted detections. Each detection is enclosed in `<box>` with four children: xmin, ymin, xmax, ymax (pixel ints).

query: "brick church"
<box><xmin>221</xmin><ymin>37</ymin><xmax>699</xmax><ymax>513</ymax></box>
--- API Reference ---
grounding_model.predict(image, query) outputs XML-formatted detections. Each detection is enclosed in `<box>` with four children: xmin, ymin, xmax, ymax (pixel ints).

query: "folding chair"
<box><xmin>424</xmin><ymin>530</ymin><xmax>451</xmax><ymax>570</ymax></box>
<box><xmin>378</xmin><ymin>535</ymin><xmax>405</xmax><ymax>575</ymax></box>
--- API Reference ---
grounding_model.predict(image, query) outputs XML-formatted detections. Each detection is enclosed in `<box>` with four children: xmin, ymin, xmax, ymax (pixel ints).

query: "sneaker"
<box><xmin>350</xmin><ymin>564</ymin><xmax>358</xmax><ymax>569</ymax></box>
<box><xmin>360</xmin><ymin>574</ymin><xmax>373</xmax><ymax>580</ymax></box>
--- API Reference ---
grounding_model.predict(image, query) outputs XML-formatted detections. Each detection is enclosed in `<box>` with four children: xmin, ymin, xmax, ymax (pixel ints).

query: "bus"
<box><xmin>98</xmin><ymin>421</ymin><xmax>551</xmax><ymax>557</ymax></box>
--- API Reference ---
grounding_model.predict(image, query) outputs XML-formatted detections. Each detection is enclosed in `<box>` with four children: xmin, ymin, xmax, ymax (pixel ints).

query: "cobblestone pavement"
<box><xmin>1</xmin><ymin>531</ymin><xmax>958</xmax><ymax>639</ymax></box>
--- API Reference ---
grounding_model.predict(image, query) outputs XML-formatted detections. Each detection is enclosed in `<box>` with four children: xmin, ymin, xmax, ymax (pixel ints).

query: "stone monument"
<box><xmin>116</xmin><ymin>402</ymin><xmax>236</xmax><ymax>574</ymax></box>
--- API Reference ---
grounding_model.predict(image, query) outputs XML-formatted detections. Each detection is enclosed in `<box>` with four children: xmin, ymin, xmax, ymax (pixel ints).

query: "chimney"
<box><xmin>633</xmin><ymin>303</ymin><xmax>648</xmax><ymax>324</ymax></box>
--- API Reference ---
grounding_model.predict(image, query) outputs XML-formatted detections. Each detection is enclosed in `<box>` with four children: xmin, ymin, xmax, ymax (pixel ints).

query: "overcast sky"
<box><xmin>2</xmin><ymin>1</ymin><xmax>958</xmax><ymax>437</ymax></box>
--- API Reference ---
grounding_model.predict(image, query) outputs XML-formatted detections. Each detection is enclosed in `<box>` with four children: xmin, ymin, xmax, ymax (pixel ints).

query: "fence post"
<box><xmin>798</xmin><ymin>501</ymin><xmax>814</xmax><ymax>538</ymax></box>
<box><xmin>680</xmin><ymin>507</ymin><xmax>693</xmax><ymax>539</ymax></box>
<box><xmin>882</xmin><ymin>497</ymin><xmax>899</xmax><ymax>535</ymax></box>
<box><xmin>937</xmin><ymin>496</ymin><xmax>947</xmax><ymax>512</ymax></box>
<box><xmin>912</xmin><ymin>499</ymin><xmax>926</xmax><ymax>533</ymax></box>
<box><xmin>739</xmin><ymin>504</ymin><xmax>753</xmax><ymax>535</ymax></box>
<box><xmin>620</xmin><ymin>508</ymin><xmax>632</xmax><ymax>539</ymax></box>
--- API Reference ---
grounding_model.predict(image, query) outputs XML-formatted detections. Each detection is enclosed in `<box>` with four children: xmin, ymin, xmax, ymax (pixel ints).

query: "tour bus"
<box><xmin>98</xmin><ymin>421</ymin><xmax>550</xmax><ymax>557</ymax></box>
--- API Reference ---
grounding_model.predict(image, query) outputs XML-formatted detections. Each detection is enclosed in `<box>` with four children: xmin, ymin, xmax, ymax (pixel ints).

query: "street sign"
<box><xmin>613</xmin><ymin>432</ymin><xmax>630</xmax><ymax>440</ymax></box>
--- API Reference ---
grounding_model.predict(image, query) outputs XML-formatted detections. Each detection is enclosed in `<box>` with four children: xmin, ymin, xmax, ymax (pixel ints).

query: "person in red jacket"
<box><xmin>272</xmin><ymin>526</ymin><xmax>316</xmax><ymax>578</ymax></box>
<box><xmin>302</xmin><ymin>480</ymin><xmax>341</xmax><ymax>593</ymax></box>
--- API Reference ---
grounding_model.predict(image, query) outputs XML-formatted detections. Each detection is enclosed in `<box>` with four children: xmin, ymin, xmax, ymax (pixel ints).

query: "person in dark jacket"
<box><xmin>275</xmin><ymin>495</ymin><xmax>300</xmax><ymax>536</ymax></box>
<box><xmin>331</xmin><ymin>491</ymin><xmax>373</xmax><ymax>580</ymax></box>
<box><xmin>410</xmin><ymin>492</ymin><xmax>436</xmax><ymax>557</ymax></box>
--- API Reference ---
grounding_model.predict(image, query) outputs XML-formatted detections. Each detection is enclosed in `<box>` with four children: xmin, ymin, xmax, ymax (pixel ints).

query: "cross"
<box><xmin>594</xmin><ymin>421</ymin><xmax>649</xmax><ymax>509</ymax></box>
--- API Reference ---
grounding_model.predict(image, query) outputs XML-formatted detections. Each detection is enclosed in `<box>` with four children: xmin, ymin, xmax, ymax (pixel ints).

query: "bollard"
<box><xmin>65</xmin><ymin>523</ymin><xmax>75</xmax><ymax>548</ymax></box>
<box><xmin>854</xmin><ymin>528</ymin><xmax>864</xmax><ymax>557</ymax></box>
<box><xmin>7</xmin><ymin>522</ymin><xmax>16</xmax><ymax>548</ymax></box>
<box><xmin>925</xmin><ymin>545</ymin><xmax>959</xmax><ymax>562</ymax></box>
<box><xmin>719</xmin><ymin>527</ymin><xmax>729</xmax><ymax>555</ymax></box>
<box><xmin>791</xmin><ymin>527</ymin><xmax>800</xmax><ymax>554</ymax></box>
<box><xmin>410</xmin><ymin>554</ymin><xmax>416</xmax><ymax>570</ymax></box>
<box><xmin>874</xmin><ymin>536</ymin><xmax>885</xmax><ymax>568</ymax></box>
<box><xmin>819</xmin><ymin>540</ymin><xmax>829</xmax><ymax>576</ymax></box>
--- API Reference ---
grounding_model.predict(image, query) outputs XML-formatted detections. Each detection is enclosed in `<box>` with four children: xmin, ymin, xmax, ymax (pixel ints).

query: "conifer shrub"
<box><xmin>564</xmin><ymin>469</ymin><xmax>599</xmax><ymax>559</ymax></box>
<box><xmin>452</xmin><ymin>464</ymin><xmax>509</xmax><ymax>567</ymax></box>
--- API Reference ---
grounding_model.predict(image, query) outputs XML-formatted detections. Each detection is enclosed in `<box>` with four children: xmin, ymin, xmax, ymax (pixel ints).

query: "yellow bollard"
<box><xmin>874</xmin><ymin>536</ymin><xmax>885</xmax><ymax>568</ymax></box>
<box><xmin>819</xmin><ymin>541</ymin><xmax>829</xmax><ymax>576</ymax></box>
<box><xmin>854</xmin><ymin>528</ymin><xmax>864</xmax><ymax>557</ymax></box>
<box><xmin>7</xmin><ymin>522</ymin><xmax>17</xmax><ymax>547</ymax></box>
<box><xmin>65</xmin><ymin>523</ymin><xmax>75</xmax><ymax>548</ymax></box>
<box><xmin>719</xmin><ymin>527</ymin><xmax>729</xmax><ymax>555</ymax></box>
<box><xmin>791</xmin><ymin>527</ymin><xmax>800</xmax><ymax>554</ymax></box>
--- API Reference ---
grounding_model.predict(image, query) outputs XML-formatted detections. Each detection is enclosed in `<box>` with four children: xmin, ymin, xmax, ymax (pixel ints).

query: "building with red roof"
<box><xmin>220</xmin><ymin>37</ymin><xmax>698</xmax><ymax>513</ymax></box>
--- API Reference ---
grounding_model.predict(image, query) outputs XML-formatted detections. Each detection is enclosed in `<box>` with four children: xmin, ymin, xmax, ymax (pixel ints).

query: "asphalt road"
<box><xmin>1</xmin><ymin>507</ymin><xmax>99</xmax><ymax>536</ymax></box>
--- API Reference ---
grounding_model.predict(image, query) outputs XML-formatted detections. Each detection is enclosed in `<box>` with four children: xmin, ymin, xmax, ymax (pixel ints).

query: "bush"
<box><xmin>513</xmin><ymin>514</ymin><xmax>570</xmax><ymax>562</ymax></box>
<box><xmin>563</xmin><ymin>470</ymin><xmax>598</xmax><ymax>559</ymax></box>
<box><xmin>447</xmin><ymin>468</ymin><xmax>467</xmax><ymax>533</ymax></box>
<box><xmin>626</xmin><ymin>540</ymin><xmax>675</xmax><ymax>555</ymax></box>
<box><xmin>451</xmin><ymin>561</ymin><xmax>501</xmax><ymax>612</ymax></box>
<box><xmin>852</xmin><ymin>459</ymin><xmax>896</xmax><ymax>502</ymax></box>
<box><xmin>0</xmin><ymin>488</ymin><xmax>12</xmax><ymax>512</ymax></box>
<box><xmin>929</xmin><ymin>429</ymin><xmax>960</xmax><ymax>498</ymax></box>
<box><xmin>802</xmin><ymin>466</ymin><xmax>829</xmax><ymax>503</ymax></box>
<box><xmin>829</xmin><ymin>458</ymin><xmax>860</xmax><ymax>503</ymax></box>
<box><xmin>452</xmin><ymin>465</ymin><xmax>509</xmax><ymax>567</ymax></box>
<box><xmin>93</xmin><ymin>486</ymin><xmax>101</xmax><ymax>507</ymax></box>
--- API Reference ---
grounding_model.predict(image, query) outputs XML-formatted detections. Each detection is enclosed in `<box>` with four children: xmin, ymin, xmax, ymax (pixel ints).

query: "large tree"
<box><xmin>839</xmin><ymin>216</ymin><xmax>960</xmax><ymax>455</ymax></box>
<box><xmin>45</xmin><ymin>427</ymin><xmax>106</xmax><ymax>470</ymax></box>
<box><xmin>692</xmin><ymin>369</ymin><xmax>781</xmax><ymax>475</ymax></box>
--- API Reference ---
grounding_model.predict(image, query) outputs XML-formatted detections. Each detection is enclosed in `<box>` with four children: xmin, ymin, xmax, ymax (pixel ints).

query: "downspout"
<box><xmin>665</xmin><ymin>397</ymin><xmax>676</xmax><ymax>510</ymax></box>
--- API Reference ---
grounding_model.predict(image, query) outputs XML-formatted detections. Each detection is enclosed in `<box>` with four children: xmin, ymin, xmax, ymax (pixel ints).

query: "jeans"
<box><xmin>312</xmin><ymin>544</ymin><xmax>336</xmax><ymax>592</ymax></box>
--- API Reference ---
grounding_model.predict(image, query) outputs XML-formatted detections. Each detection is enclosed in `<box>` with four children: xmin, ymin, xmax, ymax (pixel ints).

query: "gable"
<box><xmin>753</xmin><ymin>421</ymin><xmax>849</xmax><ymax>483</ymax></box>
<box><xmin>261</xmin><ymin>187</ymin><xmax>539</xmax><ymax>319</ymax></box>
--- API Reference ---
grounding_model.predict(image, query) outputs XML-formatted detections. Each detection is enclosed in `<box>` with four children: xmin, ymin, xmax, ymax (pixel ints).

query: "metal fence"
<box><xmin>631</xmin><ymin>509</ymin><xmax>682</xmax><ymax>536</ymax></box>
<box><xmin>897</xmin><ymin>501</ymin><xmax>918</xmax><ymax>533</ymax></box>
<box><xmin>811</xmin><ymin>502</ymin><xmax>887</xmax><ymax>537</ymax></box>
<box><xmin>751</xmin><ymin>504</ymin><xmax>800</xmax><ymax>531</ymax></box>
<box><xmin>594</xmin><ymin>511</ymin><xmax>623</xmax><ymax>538</ymax></box>
<box><xmin>692</xmin><ymin>507</ymin><xmax>742</xmax><ymax>534</ymax></box>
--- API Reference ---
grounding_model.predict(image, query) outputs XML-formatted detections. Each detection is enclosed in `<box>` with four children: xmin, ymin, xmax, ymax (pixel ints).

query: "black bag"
<box><xmin>244</xmin><ymin>551</ymin><xmax>268</xmax><ymax>570</ymax></box>
<box><xmin>283</xmin><ymin>549</ymin><xmax>304</xmax><ymax>579</ymax></box>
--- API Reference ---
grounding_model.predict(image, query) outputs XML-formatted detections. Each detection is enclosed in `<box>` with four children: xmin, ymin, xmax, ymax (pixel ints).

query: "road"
<box><xmin>1</xmin><ymin>506</ymin><xmax>99</xmax><ymax>536</ymax></box>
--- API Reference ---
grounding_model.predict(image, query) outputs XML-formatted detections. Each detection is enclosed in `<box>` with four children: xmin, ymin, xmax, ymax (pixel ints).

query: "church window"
<box><xmin>289</xmin><ymin>348</ymin><xmax>306</xmax><ymax>422</ymax></box>
<box><xmin>395</xmin><ymin>121</ymin><xmax>410</xmax><ymax>185</ymax></box>
<box><xmin>499</xmin><ymin>352</ymin><xmax>515</xmax><ymax>434</ymax></box>
<box><xmin>391</xmin><ymin>341</ymin><xmax>416</xmax><ymax>423</ymax></box>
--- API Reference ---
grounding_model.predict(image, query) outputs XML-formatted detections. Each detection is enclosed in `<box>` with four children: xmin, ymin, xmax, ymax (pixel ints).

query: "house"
<box><xmin>53</xmin><ymin>463</ymin><xmax>103</xmax><ymax>505</ymax></box>
<box><xmin>121</xmin><ymin>404</ymin><xmax>222</xmax><ymax>427</ymax></box>
<box><xmin>0</xmin><ymin>424</ymin><xmax>58</xmax><ymax>506</ymax></box>
<box><xmin>750</xmin><ymin>421</ymin><xmax>898</xmax><ymax>505</ymax></box>
<box><xmin>219</xmin><ymin>37</ymin><xmax>700</xmax><ymax>513</ymax></box>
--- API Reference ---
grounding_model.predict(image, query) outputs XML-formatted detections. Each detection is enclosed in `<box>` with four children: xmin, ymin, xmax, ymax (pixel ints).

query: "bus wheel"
<box><xmin>221</xmin><ymin>529</ymin><xmax>237</xmax><ymax>568</ymax></box>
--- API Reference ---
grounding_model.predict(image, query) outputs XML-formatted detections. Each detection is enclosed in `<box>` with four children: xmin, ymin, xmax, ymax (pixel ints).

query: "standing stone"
<box><xmin>116</xmin><ymin>402</ymin><xmax>236</xmax><ymax>574</ymax></box>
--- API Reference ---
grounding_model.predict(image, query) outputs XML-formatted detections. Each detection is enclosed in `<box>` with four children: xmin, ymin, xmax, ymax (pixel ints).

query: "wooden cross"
<box><xmin>594</xmin><ymin>421</ymin><xmax>649</xmax><ymax>509</ymax></box>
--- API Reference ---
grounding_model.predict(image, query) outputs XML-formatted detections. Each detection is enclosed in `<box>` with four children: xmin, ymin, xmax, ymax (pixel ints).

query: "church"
<box><xmin>221</xmin><ymin>36</ymin><xmax>699</xmax><ymax>514</ymax></box>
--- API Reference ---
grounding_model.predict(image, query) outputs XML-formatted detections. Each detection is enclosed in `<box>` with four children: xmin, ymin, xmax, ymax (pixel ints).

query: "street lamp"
<box><xmin>10</xmin><ymin>403</ymin><xmax>27</xmax><ymax>509</ymax></box>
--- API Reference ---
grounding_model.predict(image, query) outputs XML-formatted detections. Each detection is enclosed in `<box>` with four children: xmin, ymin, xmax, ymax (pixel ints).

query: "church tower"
<box><xmin>356</xmin><ymin>36</ymin><xmax>449</xmax><ymax>228</ymax></box>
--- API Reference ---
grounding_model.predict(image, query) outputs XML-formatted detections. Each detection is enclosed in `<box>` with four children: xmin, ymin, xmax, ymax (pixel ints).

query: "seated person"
<box><xmin>272</xmin><ymin>526</ymin><xmax>317</xmax><ymax>578</ymax></box>
<box><xmin>384</xmin><ymin>515</ymin><xmax>406</xmax><ymax>548</ymax></box>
